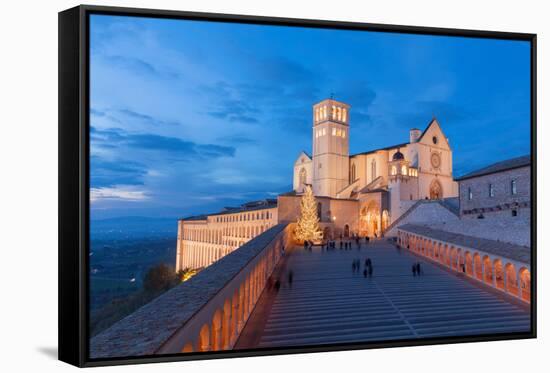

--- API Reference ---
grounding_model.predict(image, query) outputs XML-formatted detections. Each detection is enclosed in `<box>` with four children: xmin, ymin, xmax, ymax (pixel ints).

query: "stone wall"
<box><xmin>429</xmin><ymin>215</ymin><xmax>530</xmax><ymax>247</ymax></box>
<box><xmin>459</xmin><ymin>165</ymin><xmax>530</xmax><ymax>219</ymax></box>
<box><xmin>385</xmin><ymin>200</ymin><xmax>460</xmax><ymax>237</ymax></box>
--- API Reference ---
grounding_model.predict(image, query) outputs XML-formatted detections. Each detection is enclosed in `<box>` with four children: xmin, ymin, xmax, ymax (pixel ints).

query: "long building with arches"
<box><xmin>176</xmin><ymin>199</ymin><xmax>278</xmax><ymax>271</ymax></box>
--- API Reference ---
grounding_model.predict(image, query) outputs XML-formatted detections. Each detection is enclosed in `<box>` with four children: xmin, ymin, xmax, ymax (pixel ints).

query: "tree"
<box><xmin>143</xmin><ymin>263</ymin><xmax>177</xmax><ymax>293</ymax></box>
<box><xmin>294</xmin><ymin>185</ymin><xmax>322</xmax><ymax>243</ymax></box>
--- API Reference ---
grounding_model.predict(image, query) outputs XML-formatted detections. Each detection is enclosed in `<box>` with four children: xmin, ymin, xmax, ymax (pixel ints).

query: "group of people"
<box><xmin>352</xmin><ymin>257</ymin><xmax>374</xmax><ymax>278</ymax></box>
<box><xmin>303</xmin><ymin>241</ymin><xmax>314</xmax><ymax>251</ymax></box>
<box><xmin>412</xmin><ymin>262</ymin><xmax>423</xmax><ymax>276</ymax></box>
<box><xmin>268</xmin><ymin>269</ymin><xmax>294</xmax><ymax>293</ymax></box>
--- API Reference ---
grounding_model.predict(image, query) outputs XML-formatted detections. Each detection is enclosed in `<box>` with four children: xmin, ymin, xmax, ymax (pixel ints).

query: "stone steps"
<box><xmin>254</xmin><ymin>242</ymin><xmax>530</xmax><ymax>348</ymax></box>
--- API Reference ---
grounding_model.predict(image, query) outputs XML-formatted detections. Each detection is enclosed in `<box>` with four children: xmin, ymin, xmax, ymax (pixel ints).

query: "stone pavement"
<box><xmin>239</xmin><ymin>239</ymin><xmax>530</xmax><ymax>349</ymax></box>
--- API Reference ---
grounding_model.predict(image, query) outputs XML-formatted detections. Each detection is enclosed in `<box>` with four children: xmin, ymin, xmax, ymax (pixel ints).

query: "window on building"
<box><xmin>322</xmin><ymin>128</ymin><xmax>326</xmax><ymax>136</ymax></box>
<box><xmin>511</xmin><ymin>179</ymin><xmax>517</xmax><ymax>195</ymax></box>
<box><xmin>337</xmin><ymin>107</ymin><xmax>342</xmax><ymax>121</ymax></box>
<box><xmin>350</xmin><ymin>164</ymin><xmax>356</xmax><ymax>183</ymax></box>
<box><xmin>489</xmin><ymin>183</ymin><xmax>495</xmax><ymax>197</ymax></box>
<box><xmin>401</xmin><ymin>165</ymin><xmax>407</xmax><ymax>175</ymax></box>
<box><xmin>371</xmin><ymin>160</ymin><xmax>376</xmax><ymax>180</ymax></box>
<box><xmin>468</xmin><ymin>187</ymin><xmax>473</xmax><ymax>200</ymax></box>
<box><xmin>332</xmin><ymin>105</ymin><xmax>337</xmax><ymax>119</ymax></box>
<box><xmin>332</xmin><ymin>128</ymin><xmax>336</xmax><ymax>136</ymax></box>
<box><xmin>342</xmin><ymin>108</ymin><xmax>347</xmax><ymax>122</ymax></box>
<box><xmin>391</xmin><ymin>165</ymin><xmax>397</xmax><ymax>176</ymax></box>
<box><xmin>342</xmin><ymin>130</ymin><xmax>346</xmax><ymax>138</ymax></box>
<box><xmin>299</xmin><ymin>167</ymin><xmax>307</xmax><ymax>186</ymax></box>
<box><xmin>315</xmin><ymin>108</ymin><xmax>319</xmax><ymax>122</ymax></box>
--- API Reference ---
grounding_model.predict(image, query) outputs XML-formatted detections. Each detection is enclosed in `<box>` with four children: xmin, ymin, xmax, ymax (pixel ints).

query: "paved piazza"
<box><xmin>239</xmin><ymin>239</ymin><xmax>530</xmax><ymax>349</ymax></box>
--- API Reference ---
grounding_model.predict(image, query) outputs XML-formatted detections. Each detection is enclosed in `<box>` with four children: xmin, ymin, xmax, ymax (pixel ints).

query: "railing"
<box><xmin>90</xmin><ymin>223</ymin><xmax>293</xmax><ymax>358</ymax></box>
<box><xmin>397</xmin><ymin>224</ymin><xmax>531</xmax><ymax>303</ymax></box>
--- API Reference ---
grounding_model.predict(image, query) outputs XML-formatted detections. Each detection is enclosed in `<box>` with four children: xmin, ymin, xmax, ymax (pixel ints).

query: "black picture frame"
<box><xmin>58</xmin><ymin>4</ymin><xmax>537</xmax><ymax>367</ymax></box>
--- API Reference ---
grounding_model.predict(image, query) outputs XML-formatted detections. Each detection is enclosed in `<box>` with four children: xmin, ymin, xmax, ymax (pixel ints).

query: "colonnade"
<box><xmin>176</xmin><ymin>208</ymin><xmax>278</xmax><ymax>271</ymax></box>
<box><xmin>397</xmin><ymin>230</ymin><xmax>531</xmax><ymax>303</ymax></box>
<box><xmin>174</xmin><ymin>227</ymin><xmax>289</xmax><ymax>353</ymax></box>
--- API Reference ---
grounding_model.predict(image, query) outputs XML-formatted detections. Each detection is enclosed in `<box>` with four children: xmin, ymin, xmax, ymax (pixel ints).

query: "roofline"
<box><xmin>455</xmin><ymin>163</ymin><xmax>530</xmax><ymax>181</ymax></box>
<box><xmin>350</xmin><ymin>142</ymin><xmax>409</xmax><ymax>157</ymax></box>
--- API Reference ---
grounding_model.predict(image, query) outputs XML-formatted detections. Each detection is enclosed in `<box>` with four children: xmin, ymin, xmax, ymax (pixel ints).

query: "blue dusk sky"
<box><xmin>89</xmin><ymin>14</ymin><xmax>531</xmax><ymax>220</ymax></box>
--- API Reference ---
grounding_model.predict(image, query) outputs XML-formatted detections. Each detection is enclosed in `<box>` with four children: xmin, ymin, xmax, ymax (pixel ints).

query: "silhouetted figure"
<box><xmin>340</xmin><ymin>241</ymin><xmax>343</xmax><ymax>249</ymax></box>
<box><xmin>363</xmin><ymin>268</ymin><xmax>368</xmax><ymax>278</ymax></box>
<box><xmin>365</xmin><ymin>258</ymin><xmax>372</xmax><ymax>268</ymax></box>
<box><xmin>274</xmin><ymin>279</ymin><xmax>281</xmax><ymax>291</ymax></box>
<box><xmin>303</xmin><ymin>241</ymin><xmax>308</xmax><ymax>250</ymax></box>
<box><xmin>288</xmin><ymin>270</ymin><xmax>293</xmax><ymax>288</ymax></box>
<box><xmin>412</xmin><ymin>264</ymin><xmax>417</xmax><ymax>276</ymax></box>
<box><xmin>352</xmin><ymin>261</ymin><xmax>356</xmax><ymax>272</ymax></box>
<box><xmin>368</xmin><ymin>265</ymin><xmax>373</xmax><ymax>277</ymax></box>
<box><xmin>416</xmin><ymin>262</ymin><xmax>421</xmax><ymax>276</ymax></box>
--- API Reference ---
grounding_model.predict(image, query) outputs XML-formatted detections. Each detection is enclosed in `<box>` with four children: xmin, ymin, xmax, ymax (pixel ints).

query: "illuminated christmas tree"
<box><xmin>294</xmin><ymin>185</ymin><xmax>322</xmax><ymax>243</ymax></box>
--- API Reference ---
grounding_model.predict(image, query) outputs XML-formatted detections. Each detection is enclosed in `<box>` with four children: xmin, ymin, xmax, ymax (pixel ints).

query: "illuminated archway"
<box><xmin>519</xmin><ymin>267</ymin><xmax>531</xmax><ymax>302</ymax></box>
<box><xmin>483</xmin><ymin>256</ymin><xmax>493</xmax><ymax>284</ymax></box>
<box><xmin>505</xmin><ymin>263</ymin><xmax>518</xmax><ymax>296</ymax></box>
<box><xmin>494</xmin><ymin>259</ymin><xmax>504</xmax><ymax>290</ymax></box>
<box><xmin>360</xmin><ymin>201</ymin><xmax>380</xmax><ymax>237</ymax></box>
<box><xmin>465</xmin><ymin>251</ymin><xmax>473</xmax><ymax>276</ymax></box>
<box><xmin>198</xmin><ymin>324</ymin><xmax>210</xmax><ymax>352</ymax></box>
<box><xmin>474</xmin><ymin>253</ymin><xmax>483</xmax><ymax>280</ymax></box>
<box><xmin>429</xmin><ymin>179</ymin><xmax>443</xmax><ymax>200</ymax></box>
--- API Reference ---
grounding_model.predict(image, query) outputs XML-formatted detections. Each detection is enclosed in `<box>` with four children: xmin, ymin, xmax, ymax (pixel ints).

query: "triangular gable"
<box><xmin>294</xmin><ymin>150</ymin><xmax>312</xmax><ymax>165</ymax></box>
<box><xmin>417</xmin><ymin>118</ymin><xmax>451</xmax><ymax>149</ymax></box>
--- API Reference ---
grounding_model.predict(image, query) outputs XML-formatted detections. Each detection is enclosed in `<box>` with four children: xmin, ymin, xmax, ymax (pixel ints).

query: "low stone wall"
<box><xmin>91</xmin><ymin>223</ymin><xmax>292</xmax><ymax>358</ymax></box>
<box><xmin>429</xmin><ymin>214</ymin><xmax>530</xmax><ymax>247</ymax></box>
<box><xmin>385</xmin><ymin>200</ymin><xmax>460</xmax><ymax>237</ymax></box>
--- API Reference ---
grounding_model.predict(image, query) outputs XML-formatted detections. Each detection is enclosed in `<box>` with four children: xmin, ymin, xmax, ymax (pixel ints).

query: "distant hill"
<box><xmin>91</xmin><ymin>216</ymin><xmax>178</xmax><ymax>240</ymax></box>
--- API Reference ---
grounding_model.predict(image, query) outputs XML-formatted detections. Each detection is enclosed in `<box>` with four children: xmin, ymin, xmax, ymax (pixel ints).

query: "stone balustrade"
<box><xmin>397</xmin><ymin>224</ymin><xmax>531</xmax><ymax>303</ymax></box>
<box><xmin>90</xmin><ymin>223</ymin><xmax>292</xmax><ymax>358</ymax></box>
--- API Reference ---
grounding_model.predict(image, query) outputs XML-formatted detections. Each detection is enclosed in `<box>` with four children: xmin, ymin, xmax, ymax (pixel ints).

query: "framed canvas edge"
<box><xmin>58</xmin><ymin>4</ymin><xmax>538</xmax><ymax>368</ymax></box>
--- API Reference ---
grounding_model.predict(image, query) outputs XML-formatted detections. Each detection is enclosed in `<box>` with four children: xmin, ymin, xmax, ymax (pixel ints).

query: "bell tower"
<box><xmin>312</xmin><ymin>98</ymin><xmax>350</xmax><ymax>197</ymax></box>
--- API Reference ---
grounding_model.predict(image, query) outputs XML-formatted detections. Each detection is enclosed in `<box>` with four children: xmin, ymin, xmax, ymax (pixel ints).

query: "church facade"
<box><xmin>287</xmin><ymin>98</ymin><xmax>458</xmax><ymax>238</ymax></box>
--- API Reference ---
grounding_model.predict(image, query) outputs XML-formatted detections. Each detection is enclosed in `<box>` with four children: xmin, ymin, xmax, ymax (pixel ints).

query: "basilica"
<box><xmin>282</xmin><ymin>98</ymin><xmax>458</xmax><ymax>238</ymax></box>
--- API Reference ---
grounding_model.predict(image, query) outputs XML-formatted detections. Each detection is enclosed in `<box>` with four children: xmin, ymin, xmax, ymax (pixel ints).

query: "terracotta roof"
<box><xmin>455</xmin><ymin>155</ymin><xmax>530</xmax><ymax>181</ymax></box>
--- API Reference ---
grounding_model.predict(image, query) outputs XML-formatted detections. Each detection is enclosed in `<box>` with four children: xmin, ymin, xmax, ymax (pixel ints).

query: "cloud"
<box><xmin>90</xmin><ymin>156</ymin><xmax>148</xmax><ymax>188</ymax></box>
<box><xmin>91</xmin><ymin>107</ymin><xmax>179</xmax><ymax>127</ymax></box>
<box><xmin>103</xmin><ymin>55</ymin><xmax>180</xmax><ymax>79</ymax></box>
<box><xmin>90</xmin><ymin>126</ymin><xmax>236</xmax><ymax>160</ymax></box>
<box><xmin>90</xmin><ymin>186</ymin><xmax>149</xmax><ymax>203</ymax></box>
